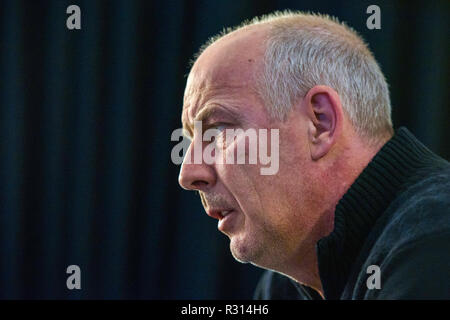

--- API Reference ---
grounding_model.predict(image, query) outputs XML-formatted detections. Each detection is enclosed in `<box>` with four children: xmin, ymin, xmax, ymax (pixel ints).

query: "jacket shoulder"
<box><xmin>349</xmin><ymin>166</ymin><xmax>450</xmax><ymax>299</ymax></box>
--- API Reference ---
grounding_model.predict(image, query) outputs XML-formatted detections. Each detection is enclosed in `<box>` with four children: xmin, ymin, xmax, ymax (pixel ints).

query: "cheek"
<box><xmin>216</xmin><ymin>131</ymin><xmax>306</xmax><ymax>226</ymax></box>
<box><xmin>216</xmin><ymin>134</ymin><xmax>263</xmax><ymax>195</ymax></box>
<box><xmin>218</xmin><ymin>162</ymin><xmax>263</xmax><ymax>209</ymax></box>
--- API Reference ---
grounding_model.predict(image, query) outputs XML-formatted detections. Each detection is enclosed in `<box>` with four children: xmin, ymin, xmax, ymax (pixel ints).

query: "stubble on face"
<box><xmin>183</xmin><ymin>25</ymin><xmax>325</xmax><ymax>273</ymax></box>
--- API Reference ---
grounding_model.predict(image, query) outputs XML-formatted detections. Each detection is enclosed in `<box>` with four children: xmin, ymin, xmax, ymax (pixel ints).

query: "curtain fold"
<box><xmin>0</xmin><ymin>0</ymin><xmax>448</xmax><ymax>299</ymax></box>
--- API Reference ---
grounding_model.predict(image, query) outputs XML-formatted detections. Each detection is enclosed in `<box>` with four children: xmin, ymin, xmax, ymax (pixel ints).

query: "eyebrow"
<box><xmin>183</xmin><ymin>104</ymin><xmax>243</xmax><ymax>138</ymax></box>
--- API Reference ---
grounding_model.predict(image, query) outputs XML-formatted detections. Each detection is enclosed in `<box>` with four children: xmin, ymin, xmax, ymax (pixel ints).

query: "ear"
<box><xmin>303</xmin><ymin>85</ymin><xmax>343</xmax><ymax>160</ymax></box>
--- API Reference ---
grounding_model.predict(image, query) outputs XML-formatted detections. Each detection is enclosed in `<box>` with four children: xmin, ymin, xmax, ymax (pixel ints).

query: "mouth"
<box><xmin>206</xmin><ymin>208</ymin><xmax>238</xmax><ymax>234</ymax></box>
<box><xmin>206</xmin><ymin>208</ymin><xmax>234</xmax><ymax>220</ymax></box>
<box><xmin>217</xmin><ymin>209</ymin><xmax>237</xmax><ymax>233</ymax></box>
<box><xmin>220</xmin><ymin>210</ymin><xmax>233</xmax><ymax>218</ymax></box>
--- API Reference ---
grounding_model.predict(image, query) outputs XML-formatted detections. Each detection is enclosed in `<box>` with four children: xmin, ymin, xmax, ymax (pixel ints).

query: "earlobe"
<box><xmin>304</xmin><ymin>86</ymin><xmax>343</xmax><ymax>160</ymax></box>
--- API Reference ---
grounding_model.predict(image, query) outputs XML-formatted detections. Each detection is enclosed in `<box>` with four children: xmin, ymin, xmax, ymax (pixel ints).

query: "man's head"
<box><xmin>178</xmin><ymin>11</ymin><xmax>393</xmax><ymax>283</ymax></box>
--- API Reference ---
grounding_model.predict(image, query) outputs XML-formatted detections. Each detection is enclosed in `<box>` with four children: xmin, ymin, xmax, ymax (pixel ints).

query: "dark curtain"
<box><xmin>0</xmin><ymin>0</ymin><xmax>448</xmax><ymax>299</ymax></box>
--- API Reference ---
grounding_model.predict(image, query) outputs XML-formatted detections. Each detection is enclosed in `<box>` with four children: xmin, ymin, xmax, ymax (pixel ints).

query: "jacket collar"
<box><xmin>316</xmin><ymin>127</ymin><xmax>446</xmax><ymax>299</ymax></box>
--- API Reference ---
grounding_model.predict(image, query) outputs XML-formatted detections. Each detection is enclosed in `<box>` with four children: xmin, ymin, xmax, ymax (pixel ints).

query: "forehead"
<box><xmin>182</xmin><ymin>26</ymin><xmax>268</xmax><ymax>130</ymax></box>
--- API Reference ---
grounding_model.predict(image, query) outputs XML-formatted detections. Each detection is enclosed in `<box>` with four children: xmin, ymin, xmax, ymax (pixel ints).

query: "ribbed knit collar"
<box><xmin>316</xmin><ymin>127</ymin><xmax>445</xmax><ymax>299</ymax></box>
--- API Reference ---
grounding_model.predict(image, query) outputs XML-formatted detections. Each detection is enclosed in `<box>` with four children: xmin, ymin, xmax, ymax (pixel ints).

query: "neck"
<box><xmin>287</xmin><ymin>133</ymin><xmax>390</xmax><ymax>297</ymax></box>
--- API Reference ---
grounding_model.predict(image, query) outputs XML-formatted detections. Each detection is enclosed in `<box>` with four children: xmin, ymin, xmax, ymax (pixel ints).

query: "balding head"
<box><xmin>183</xmin><ymin>25</ymin><xmax>269</xmax><ymax>127</ymax></box>
<box><xmin>190</xmin><ymin>24</ymin><xmax>269</xmax><ymax>84</ymax></box>
<box><xmin>179</xmin><ymin>11</ymin><xmax>393</xmax><ymax>295</ymax></box>
<box><xmin>189</xmin><ymin>10</ymin><xmax>393</xmax><ymax>145</ymax></box>
<box><xmin>182</xmin><ymin>25</ymin><xmax>271</xmax><ymax>139</ymax></box>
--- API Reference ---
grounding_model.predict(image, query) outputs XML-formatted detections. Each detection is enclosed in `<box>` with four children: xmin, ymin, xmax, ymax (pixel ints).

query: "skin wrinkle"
<box><xmin>178</xmin><ymin>19</ymin><xmax>390</xmax><ymax>298</ymax></box>
<box><xmin>188</xmin><ymin>23</ymin><xmax>303</xmax><ymax>266</ymax></box>
<box><xmin>230</xmin><ymin>164</ymin><xmax>265</xmax><ymax>261</ymax></box>
<box><xmin>183</xmin><ymin>87</ymin><xmax>259</xmax><ymax>139</ymax></box>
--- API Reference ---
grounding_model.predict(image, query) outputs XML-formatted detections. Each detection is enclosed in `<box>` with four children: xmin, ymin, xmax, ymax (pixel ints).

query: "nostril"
<box><xmin>191</xmin><ymin>180</ymin><xmax>209</xmax><ymax>190</ymax></box>
<box><xmin>178</xmin><ymin>161</ymin><xmax>216</xmax><ymax>191</ymax></box>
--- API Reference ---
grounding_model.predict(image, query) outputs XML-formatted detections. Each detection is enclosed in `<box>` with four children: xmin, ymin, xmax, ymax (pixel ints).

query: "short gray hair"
<box><xmin>196</xmin><ymin>10</ymin><xmax>394</xmax><ymax>143</ymax></box>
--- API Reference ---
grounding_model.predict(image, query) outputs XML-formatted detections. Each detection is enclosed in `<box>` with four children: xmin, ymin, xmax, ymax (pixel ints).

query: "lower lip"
<box><xmin>218</xmin><ymin>210</ymin><xmax>237</xmax><ymax>232</ymax></box>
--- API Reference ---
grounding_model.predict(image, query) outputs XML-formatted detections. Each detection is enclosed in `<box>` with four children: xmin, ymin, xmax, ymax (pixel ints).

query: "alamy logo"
<box><xmin>171</xmin><ymin>121</ymin><xmax>280</xmax><ymax>175</ymax></box>
<box><xmin>66</xmin><ymin>265</ymin><xmax>81</xmax><ymax>290</ymax></box>
<box><xmin>366</xmin><ymin>5</ymin><xmax>381</xmax><ymax>30</ymax></box>
<box><xmin>66</xmin><ymin>5</ymin><xmax>81</xmax><ymax>30</ymax></box>
<box><xmin>366</xmin><ymin>264</ymin><xmax>381</xmax><ymax>289</ymax></box>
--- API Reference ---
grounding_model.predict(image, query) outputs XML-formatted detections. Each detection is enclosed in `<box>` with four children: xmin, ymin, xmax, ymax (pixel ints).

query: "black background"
<box><xmin>0</xmin><ymin>0</ymin><xmax>448</xmax><ymax>299</ymax></box>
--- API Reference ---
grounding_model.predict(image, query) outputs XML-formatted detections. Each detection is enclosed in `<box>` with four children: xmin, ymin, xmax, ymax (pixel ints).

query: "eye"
<box><xmin>213</xmin><ymin>124</ymin><xmax>226</xmax><ymax>132</ymax></box>
<box><xmin>203</xmin><ymin>123</ymin><xmax>229</xmax><ymax>146</ymax></box>
<box><xmin>205</xmin><ymin>122</ymin><xmax>229</xmax><ymax>133</ymax></box>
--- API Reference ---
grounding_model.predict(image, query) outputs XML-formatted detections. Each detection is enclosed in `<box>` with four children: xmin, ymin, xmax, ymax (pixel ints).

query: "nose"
<box><xmin>178</xmin><ymin>141</ymin><xmax>216</xmax><ymax>191</ymax></box>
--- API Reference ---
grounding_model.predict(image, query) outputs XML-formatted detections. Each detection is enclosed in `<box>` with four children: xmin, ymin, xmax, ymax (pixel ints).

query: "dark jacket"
<box><xmin>254</xmin><ymin>127</ymin><xmax>450</xmax><ymax>299</ymax></box>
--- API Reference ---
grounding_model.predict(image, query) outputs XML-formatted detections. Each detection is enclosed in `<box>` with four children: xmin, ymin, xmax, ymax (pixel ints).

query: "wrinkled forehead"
<box><xmin>182</xmin><ymin>26</ymin><xmax>268</xmax><ymax>125</ymax></box>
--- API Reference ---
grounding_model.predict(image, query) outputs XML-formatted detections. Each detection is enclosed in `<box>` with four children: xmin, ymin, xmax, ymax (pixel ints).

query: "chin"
<box><xmin>229</xmin><ymin>232</ymin><xmax>288</xmax><ymax>272</ymax></box>
<box><xmin>229</xmin><ymin>235</ymin><xmax>262</xmax><ymax>265</ymax></box>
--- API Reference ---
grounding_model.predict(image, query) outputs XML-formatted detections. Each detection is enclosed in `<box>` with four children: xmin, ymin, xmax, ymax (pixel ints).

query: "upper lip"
<box><xmin>206</xmin><ymin>208</ymin><xmax>234</xmax><ymax>220</ymax></box>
